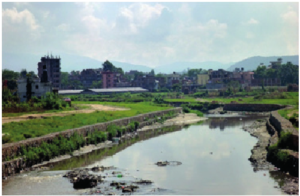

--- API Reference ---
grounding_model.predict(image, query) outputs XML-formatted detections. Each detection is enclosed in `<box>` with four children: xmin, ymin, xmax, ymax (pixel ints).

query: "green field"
<box><xmin>2</xmin><ymin>102</ymin><xmax>172</xmax><ymax>143</ymax></box>
<box><xmin>166</xmin><ymin>92</ymin><xmax>299</xmax><ymax>106</ymax></box>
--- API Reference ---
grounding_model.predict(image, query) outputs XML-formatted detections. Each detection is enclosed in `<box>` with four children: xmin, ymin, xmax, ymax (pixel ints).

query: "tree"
<box><xmin>172</xmin><ymin>83</ymin><xmax>182</xmax><ymax>92</ymax></box>
<box><xmin>20</xmin><ymin>69</ymin><xmax>27</xmax><ymax>78</ymax></box>
<box><xmin>102</xmin><ymin>60</ymin><xmax>124</xmax><ymax>75</ymax></box>
<box><xmin>188</xmin><ymin>69</ymin><xmax>202</xmax><ymax>77</ymax></box>
<box><xmin>150</xmin><ymin>69</ymin><xmax>155</xmax><ymax>76</ymax></box>
<box><xmin>102</xmin><ymin>60</ymin><xmax>114</xmax><ymax>72</ymax></box>
<box><xmin>60</xmin><ymin>72</ymin><xmax>69</xmax><ymax>88</ymax></box>
<box><xmin>2</xmin><ymin>69</ymin><xmax>19</xmax><ymax>80</ymax></box>
<box><xmin>91</xmin><ymin>81</ymin><xmax>102</xmax><ymax>88</ymax></box>
<box><xmin>266</xmin><ymin>68</ymin><xmax>278</xmax><ymax>79</ymax></box>
<box><xmin>28</xmin><ymin>71</ymin><xmax>37</xmax><ymax>78</ymax></box>
<box><xmin>226</xmin><ymin>80</ymin><xmax>240</xmax><ymax>95</ymax></box>
<box><xmin>254</xmin><ymin>65</ymin><xmax>267</xmax><ymax>79</ymax></box>
<box><xmin>278</xmin><ymin>62</ymin><xmax>299</xmax><ymax>85</ymax></box>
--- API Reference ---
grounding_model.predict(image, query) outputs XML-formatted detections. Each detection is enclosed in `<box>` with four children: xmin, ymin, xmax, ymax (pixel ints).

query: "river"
<box><xmin>2</xmin><ymin>114</ymin><xmax>285</xmax><ymax>195</ymax></box>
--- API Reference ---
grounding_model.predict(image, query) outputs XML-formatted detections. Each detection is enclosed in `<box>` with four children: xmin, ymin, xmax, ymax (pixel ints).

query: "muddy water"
<box><xmin>3</xmin><ymin>115</ymin><xmax>284</xmax><ymax>195</ymax></box>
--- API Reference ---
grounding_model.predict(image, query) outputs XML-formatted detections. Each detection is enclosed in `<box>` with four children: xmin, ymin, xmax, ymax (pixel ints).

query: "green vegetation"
<box><xmin>2</xmin><ymin>102</ymin><xmax>171</xmax><ymax>143</ymax></box>
<box><xmin>2</xmin><ymin>92</ymin><xmax>72</xmax><ymax>114</ymax></box>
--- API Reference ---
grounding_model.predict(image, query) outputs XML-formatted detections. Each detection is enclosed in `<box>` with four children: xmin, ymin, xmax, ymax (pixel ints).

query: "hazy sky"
<box><xmin>2</xmin><ymin>2</ymin><xmax>299</xmax><ymax>67</ymax></box>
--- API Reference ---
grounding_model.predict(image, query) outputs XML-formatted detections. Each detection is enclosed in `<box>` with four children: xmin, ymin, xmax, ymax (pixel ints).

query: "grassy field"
<box><xmin>166</xmin><ymin>92</ymin><xmax>299</xmax><ymax>106</ymax></box>
<box><xmin>2</xmin><ymin>102</ymin><xmax>172</xmax><ymax>143</ymax></box>
<box><xmin>2</xmin><ymin>104</ymin><xmax>89</xmax><ymax>117</ymax></box>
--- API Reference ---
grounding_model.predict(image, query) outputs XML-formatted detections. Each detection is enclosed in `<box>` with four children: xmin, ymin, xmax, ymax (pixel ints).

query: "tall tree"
<box><xmin>254</xmin><ymin>65</ymin><xmax>267</xmax><ymax>79</ymax></box>
<box><xmin>150</xmin><ymin>69</ymin><xmax>155</xmax><ymax>76</ymax></box>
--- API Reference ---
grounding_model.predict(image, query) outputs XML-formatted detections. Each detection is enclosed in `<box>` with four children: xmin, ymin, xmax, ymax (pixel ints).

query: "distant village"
<box><xmin>3</xmin><ymin>54</ymin><xmax>298</xmax><ymax>101</ymax></box>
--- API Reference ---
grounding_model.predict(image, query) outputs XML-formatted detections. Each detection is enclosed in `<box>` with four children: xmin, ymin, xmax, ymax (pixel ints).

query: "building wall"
<box><xmin>102</xmin><ymin>72</ymin><xmax>115</xmax><ymax>88</ymax></box>
<box><xmin>197</xmin><ymin>74</ymin><xmax>209</xmax><ymax>85</ymax></box>
<box><xmin>37</xmin><ymin>56</ymin><xmax>61</xmax><ymax>89</ymax></box>
<box><xmin>17</xmin><ymin>79</ymin><xmax>52</xmax><ymax>102</ymax></box>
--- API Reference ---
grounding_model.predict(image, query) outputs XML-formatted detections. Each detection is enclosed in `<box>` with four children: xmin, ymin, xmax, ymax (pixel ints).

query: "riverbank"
<box><xmin>243</xmin><ymin>119</ymin><xmax>299</xmax><ymax>195</ymax></box>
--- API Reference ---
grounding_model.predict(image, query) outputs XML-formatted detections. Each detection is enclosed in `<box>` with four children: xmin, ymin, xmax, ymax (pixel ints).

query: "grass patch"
<box><xmin>2</xmin><ymin>102</ymin><xmax>172</xmax><ymax>143</ymax></box>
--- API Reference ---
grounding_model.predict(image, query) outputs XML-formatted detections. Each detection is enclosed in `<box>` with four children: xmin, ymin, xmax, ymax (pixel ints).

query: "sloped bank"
<box><xmin>2</xmin><ymin>108</ymin><xmax>182</xmax><ymax>179</ymax></box>
<box><xmin>245</xmin><ymin>110</ymin><xmax>298</xmax><ymax>195</ymax></box>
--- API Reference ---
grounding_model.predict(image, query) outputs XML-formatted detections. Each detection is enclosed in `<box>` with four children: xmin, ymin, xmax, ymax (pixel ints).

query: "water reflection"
<box><xmin>205</xmin><ymin>115</ymin><xmax>268</xmax><ymax>131</ymax></box>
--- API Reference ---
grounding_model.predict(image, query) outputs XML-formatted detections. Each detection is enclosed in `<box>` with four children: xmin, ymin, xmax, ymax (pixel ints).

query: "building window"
<box><xmin>36</xmin><ymin>85</ymin><xmax>39</xmax><ymax>89</ymax></box>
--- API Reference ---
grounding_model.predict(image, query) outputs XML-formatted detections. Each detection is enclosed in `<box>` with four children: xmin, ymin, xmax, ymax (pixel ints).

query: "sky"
<box><xmin>2</xmin><ymin>2</ymin><xmax>299</xmax><ymax>68</ymax></box>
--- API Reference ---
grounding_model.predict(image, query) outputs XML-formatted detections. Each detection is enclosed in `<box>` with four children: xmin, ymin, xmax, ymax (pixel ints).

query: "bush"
<box><xmin>2</xmin><ymin>134</ymin><xmax>12</xmax><ymax>144</ymax></box>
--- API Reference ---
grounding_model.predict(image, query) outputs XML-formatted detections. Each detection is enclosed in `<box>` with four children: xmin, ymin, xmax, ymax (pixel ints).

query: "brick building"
<box><xmin>102</xmin><ymin>71</ymin><xmax>117</xmax><ymax>88</ymax></box>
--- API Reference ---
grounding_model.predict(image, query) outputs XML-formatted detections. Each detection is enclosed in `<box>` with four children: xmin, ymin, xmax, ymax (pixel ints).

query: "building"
<box><xmin>209</xmin><ymin>69</ymin><xmax>232</xmax><ymax>84</ymax></box>
<box><xmin>166</xmin><ymin>72</ymin><xmax>181</xmax><ymax>88</ymax></box>
<box><xmin>102</xmin><ymin>71</ymin><xmax>117</xmax><ymax>88</ymax></box>
<box><xmin>269</xmin><ymin>58</ymin><xmax>282</xmax><ymax>69</ymax></box>
<box><xmin>37</xmin><ymin>54</ymin><xmax>61</xmax><ymax>89</ymax></box>
<box><xmin>18</xmin><ymin>65</ymin><xmax>52</xmax><ymax>102</ymax></box>
<box><xmin>58</xmin><ymin>87</ymin><xmax>148</xmax><ymax>95</ymax></box>
<box><xmin>197</xmin><ymin>74</ymin><xmax>209</xmax><ymax>85</ymax></box>
<box><xmin>131</xmin><ymin>75</ymin><xmax>157</xmax><ymax>91</ymax></box>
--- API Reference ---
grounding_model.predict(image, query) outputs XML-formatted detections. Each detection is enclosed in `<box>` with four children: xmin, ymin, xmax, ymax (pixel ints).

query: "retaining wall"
<box><xmin>267</xmin><ymin>111</ymin><xmax>299</xmax><ymax>177</ymax></box>
<box><xmin>269</xmin><ymin>111</ymin><xmax>298</xmax><ymax>150</ymax></box>
<box><xmin>224</xmin><ymin>104</ymin><xmax>285</xmax><ymax>112</ymax></box>
<box><xmin>2</xmin><ymin>108</ymin><xmax>182</xmax><ymax>165</ymax></box>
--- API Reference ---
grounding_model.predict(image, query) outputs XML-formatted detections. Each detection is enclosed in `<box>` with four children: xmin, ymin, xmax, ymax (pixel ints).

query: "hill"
<box><xmin>227</xmin><ymin>55</ymin><xmax>299</xmax><ymax>71</ymax></box>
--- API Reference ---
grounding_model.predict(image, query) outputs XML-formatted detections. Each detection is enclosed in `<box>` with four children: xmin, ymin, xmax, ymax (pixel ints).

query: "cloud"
<box><xmin>2</xmin><ymin>7</ymin><xmax>40</xmax><ymax>30</ymax></box>
<box><xmin>247</xmin><ymin>18</ymin><xmax>259</xmax><ymax>25</ymax></box>
<box><xmin>56</xmin><ymin>23</ymin><xmax>70</xmax><ymax>32</ymax></box>
<box><xmin>281</xmin><ymin>9</ymin><xmax>298</xmax><ymax>25</ymax></box>
<box><xmin>113</xmin><ymin>3</ymin><xmax>173</xmax><ymax>41</ymax></box>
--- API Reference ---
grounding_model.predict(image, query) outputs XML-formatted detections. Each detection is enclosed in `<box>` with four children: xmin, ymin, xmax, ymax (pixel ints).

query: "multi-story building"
<box><xmin>102</xmin><ymin>71</ymin><xmax>117</xmax><ymax>88</ymax></box>
<box><xmin>37</xmin><ymin>55</ymin><xmax>61</xmax><ymax>89</ymax></box>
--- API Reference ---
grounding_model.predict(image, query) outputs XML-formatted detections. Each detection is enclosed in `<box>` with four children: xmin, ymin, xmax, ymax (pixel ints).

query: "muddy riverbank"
<box><xmin>243</xmin><ymin>119</ymin><xmax>299</xmax><ymax>195</ymax></box>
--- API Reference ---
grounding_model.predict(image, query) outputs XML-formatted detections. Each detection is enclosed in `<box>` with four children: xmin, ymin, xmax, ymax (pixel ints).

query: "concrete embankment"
<box><xmin>2</xmin><ymin>108</ymin><xmax>182</xmax><ymax>178</ymax></box>
<box><xmin>224</xmin><ymin>103</ymin><xmax>285</xmax><ymax>112</ymax></box>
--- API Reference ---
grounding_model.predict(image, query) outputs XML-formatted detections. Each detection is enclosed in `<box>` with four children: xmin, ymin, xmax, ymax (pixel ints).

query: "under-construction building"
<box><xmin>37</xmin><ymin>54</ymin><xmax>61</xmax><ymax>89</ymax></box>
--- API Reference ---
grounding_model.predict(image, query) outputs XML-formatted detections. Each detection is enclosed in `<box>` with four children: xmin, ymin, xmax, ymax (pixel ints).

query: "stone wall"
<box><xmin>224</xmin><ymin>104</ymin><xmax>285</xmax><ymax>112</ymax></box>
<box><xmin>269</xmin><ymin>111</ymin><xmax>298</xmax><ymax>150</ymax></box>
<box><xmin>267</xmin><ymin>111</ymin><xmax>299</xmax><ymax>177</ymax></box>
<box><xmin>2</xmin><ymin>108</ymin><xmax>182</xmax><ymax>162</ymax></box>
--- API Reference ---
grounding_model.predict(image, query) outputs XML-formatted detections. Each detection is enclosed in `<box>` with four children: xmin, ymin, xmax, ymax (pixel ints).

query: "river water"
<box><xmin>2</xmin><ymin>114</ymin><xmax>284</xmax><ymax>195</ymax></box>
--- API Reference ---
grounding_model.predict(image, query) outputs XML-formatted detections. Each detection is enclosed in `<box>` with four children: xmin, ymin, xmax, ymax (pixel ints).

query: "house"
<box><xmin>166</xmin><ymin>72</ymin><xmax>181</xmax><ymax>88</ymax></box>
<box><xmin>197</xmin><ymin>74</ymin><xmax>209</xmax><ymax>86</ymax></box>
<box><xmin>18</xmin><ymin>65</ymin><xmax>52</xmax><ymax>102</ymax></box>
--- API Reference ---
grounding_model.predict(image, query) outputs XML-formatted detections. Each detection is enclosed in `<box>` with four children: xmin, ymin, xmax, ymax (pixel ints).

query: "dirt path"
<box><xmin>195</xmin><ymin>98</ymin><xmax>209</xmax><ymax>102</ymax></box>
<box><xmin>2</xmin><ymin>104</ymin><xmax>129</xmax><ymax>124</ymax></box>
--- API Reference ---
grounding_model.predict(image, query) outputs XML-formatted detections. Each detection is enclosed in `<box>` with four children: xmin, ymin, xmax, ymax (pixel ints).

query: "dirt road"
<box><xmin>2</xmin><ymin>104</ymin><xmax>129</xmax><ymax>124</ymax></box>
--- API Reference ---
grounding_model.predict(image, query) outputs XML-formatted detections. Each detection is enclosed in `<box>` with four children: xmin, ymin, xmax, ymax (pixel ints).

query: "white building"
<box><xmin>17</xmin><ymin>78</ymin><xmax>52</xmax><ymax>102</ymax></box>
